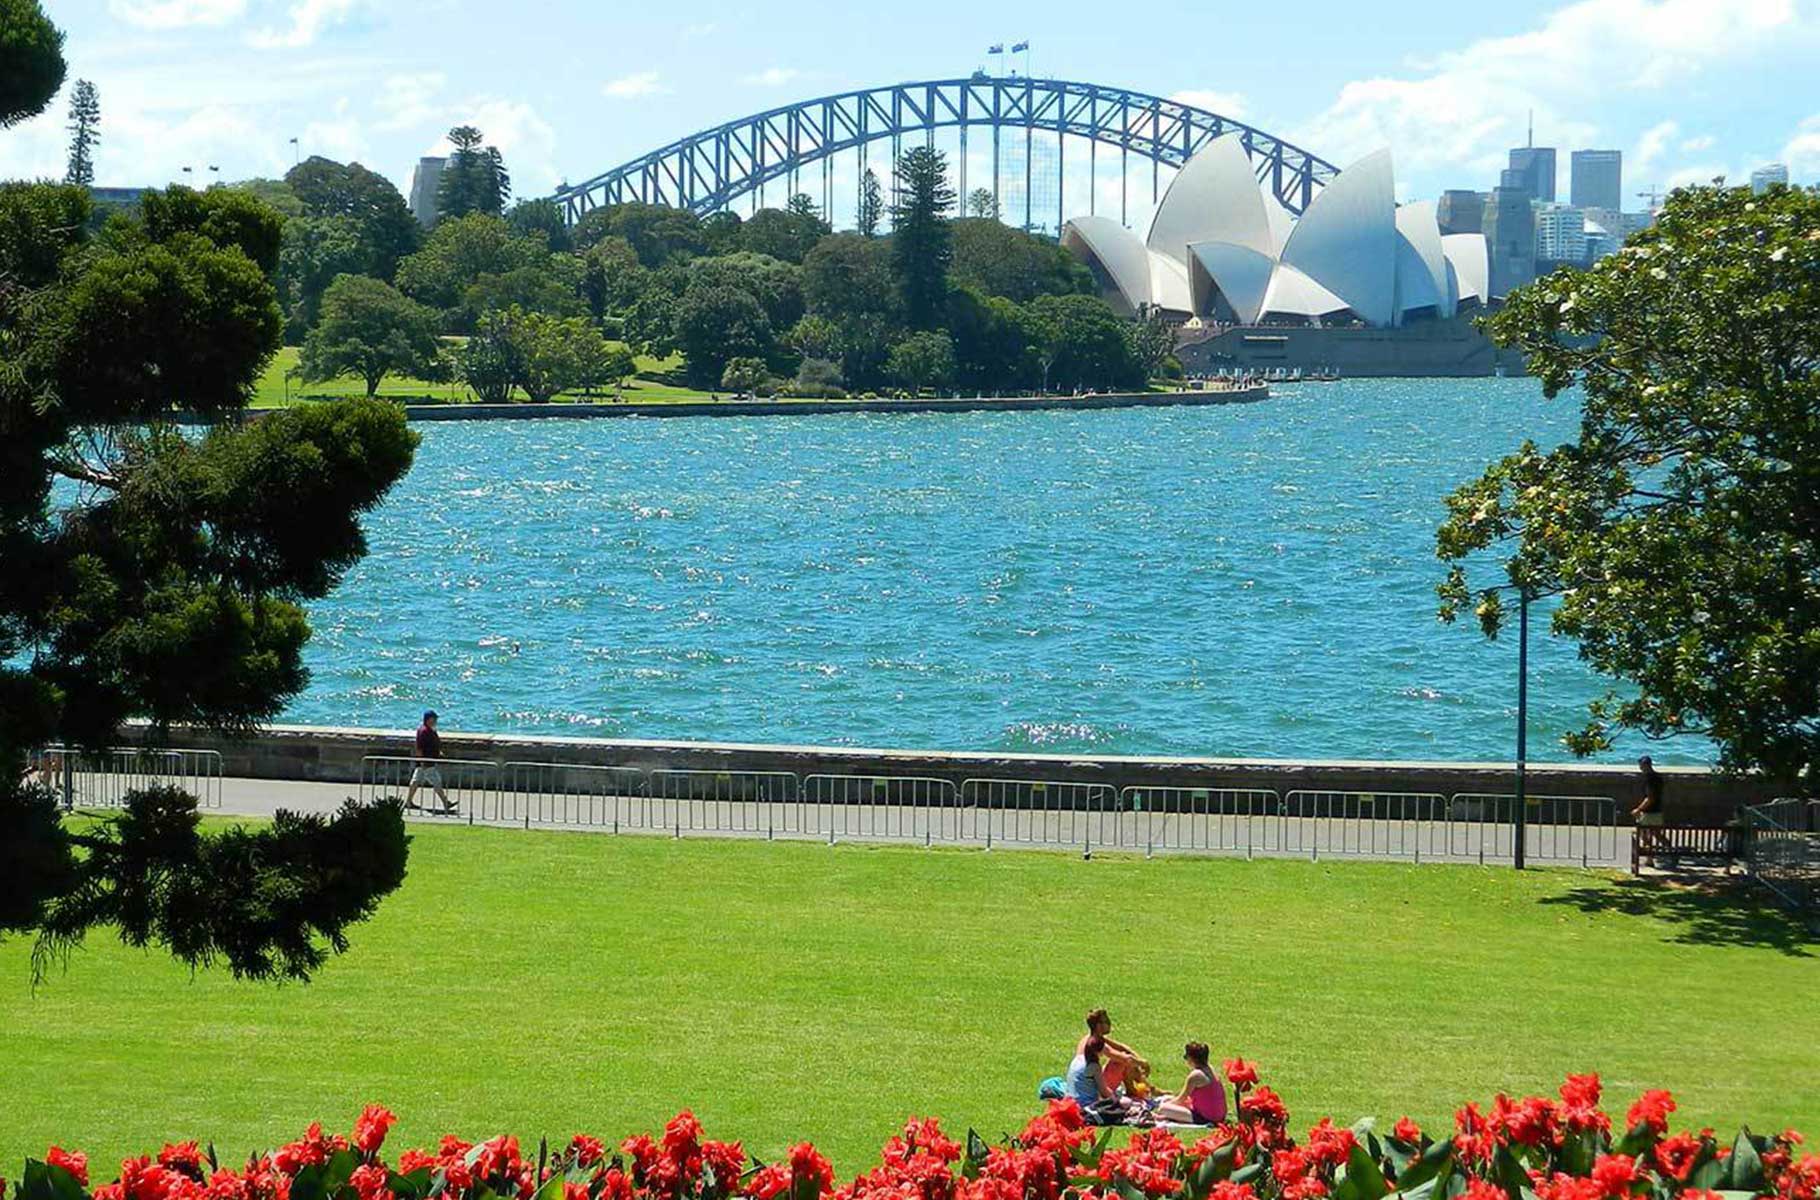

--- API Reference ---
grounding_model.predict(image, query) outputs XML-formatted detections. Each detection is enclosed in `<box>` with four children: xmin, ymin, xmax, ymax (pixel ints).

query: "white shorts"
<box><xmin>410</xmin><ymin>766</ymin><xmax>444</xmax><ymax>789</ymax></box>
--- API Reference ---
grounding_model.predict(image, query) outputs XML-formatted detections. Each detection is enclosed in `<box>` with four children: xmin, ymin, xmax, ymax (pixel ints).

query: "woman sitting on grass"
<box><xmin>1149</xmin><ymin>1042</ymin><xmax>1226</xmax><ymax>1126</ymax></box>
<box><xmin>1067</xmin><ymin>1036</ymin><xmax>1149</xmax><ymax>1126</ymax></box>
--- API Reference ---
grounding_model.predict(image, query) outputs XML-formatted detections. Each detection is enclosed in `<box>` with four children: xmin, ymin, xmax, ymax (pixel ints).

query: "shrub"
<box><xmin>8</xmin><ymin>1070</ymin><xmax>1815</xmax><ymax>1200</ymax></box>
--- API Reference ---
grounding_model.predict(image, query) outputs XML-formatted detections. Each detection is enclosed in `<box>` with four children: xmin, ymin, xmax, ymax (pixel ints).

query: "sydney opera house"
<box><xmin>1060</xmin><ymin>137</ymin><xmax>1494</xmax><ymax>337</ymax></box>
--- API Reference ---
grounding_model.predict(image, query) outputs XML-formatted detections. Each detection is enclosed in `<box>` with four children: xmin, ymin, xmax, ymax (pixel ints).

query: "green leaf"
<box><xmin>1557</xmin><ymin>1130</ymin><xmax>1603</xmax><ymax>1179</ymax></box>
<box><xmin>290</xmin><ymin>1163</ymin><xmax>330</xmax><ymax>1200</ymax></box>
<box><xmin>1394</xmin><ymin>1138</ymin><xmax>1458</xmax><ymax>1193</ymax></box>
<box><xmin>18</xmin><ymin>1161</ymin><xmax>88</xmax><ymax>1200</ymax></box>
<box><xmin>324</xmin><ymin>1148</ymin><xmax>359</xmax><ymax>1195</ymax></box>
<box><xmin>1115</xmin><ymin>1181</ymin><xmax>1149</xmax><ymax>1200</ymax></box>
<box><xmin>532</xmin><ymin>1172</ymin><xmax>568</xmax><ymax>1200</ymax></box>
<box><xmin>1723</xmin><ymin>1131</ymin><xmax>1763</xmax><ymax>1193</ymax></box>
<box><xmin>388</xmin><ymin>1168</ymin><xmax>434</xmax><ymax>1200</ymax></box>
<box><xmin>1614</xmin><ymin>1123</ymin><xmax>1657</xmax><ymax>1160</ymax></box>
<box><xmin>1333</xmin><ymin>1143</ymin><xmax>1392</xmax><ymax>1200</ymax></box>
<box><xmin>1231</xmin><ymin>1163</ymin><xmax>1265</xmax><ymax>1187</ymax></box>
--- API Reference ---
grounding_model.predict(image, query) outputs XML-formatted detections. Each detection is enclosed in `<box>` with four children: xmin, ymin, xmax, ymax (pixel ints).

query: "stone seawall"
<box><xmin>395</xmin><ymin>387</ymin><xmax>1268</xmax><ymax>421</ymax></box>
<box><xmin>133</xmin><ymin>723</ymin><xmax>1767</xmax><ymax>826</ymax></box>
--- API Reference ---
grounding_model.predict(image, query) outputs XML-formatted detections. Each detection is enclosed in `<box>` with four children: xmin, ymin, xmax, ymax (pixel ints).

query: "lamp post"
<box><xmin>1514</xmin><ymin>587</ymin><xmax>1531</xmax><ymax>870</ymax></box>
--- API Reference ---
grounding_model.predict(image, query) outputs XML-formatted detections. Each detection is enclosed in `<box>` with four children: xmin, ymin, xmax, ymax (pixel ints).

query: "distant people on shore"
<box><xmin>1632</xmin><ymin>755</ymin><xmax>1665</xmax><ymax>826</ymax></box>
<box><xmin>1058</xmin><ymin>1010</ymin><xmax>1228</xmax><ymax>1127</ymax></box>
<box><xmin>404</xmin><ymin>710</ymin><xmax>456</xmax><ymax>814</ymax></box>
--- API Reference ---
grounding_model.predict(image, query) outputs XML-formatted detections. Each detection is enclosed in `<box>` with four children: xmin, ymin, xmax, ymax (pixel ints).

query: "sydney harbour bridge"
<box><xmin>552</xmin><ymin>76</ymin><xmax>1339</xmax><ymax>232</ymax></box>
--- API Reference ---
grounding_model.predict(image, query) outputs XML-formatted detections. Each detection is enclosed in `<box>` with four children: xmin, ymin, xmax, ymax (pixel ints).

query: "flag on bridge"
<box><xmin>987</xmin><ymin>43</ymin><xmax>1003</xmax><ymax>53</ymax></box>
<box><xmin>1011</xmin><ymin>40</ymin><xmax>1029</xmax><ymax>51</ymax></box>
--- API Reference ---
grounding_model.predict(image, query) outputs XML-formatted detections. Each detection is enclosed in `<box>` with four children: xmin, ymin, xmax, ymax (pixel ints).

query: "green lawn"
<box><xmin>3</xmin><ymin>830</ymin><xmax>1817</xmax><ymax>1177</ymax></box>
<box><xmin>251</xmin><ymin>346</ymin><xmax>712</xmax><ymax>408</ymax></box>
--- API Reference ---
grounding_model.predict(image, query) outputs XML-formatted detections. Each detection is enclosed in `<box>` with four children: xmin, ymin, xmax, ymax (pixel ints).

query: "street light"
<box><xmin>1514</xmin><ymin>587</ymin><xmax>1531</xmax><ymax>870</ymax></box>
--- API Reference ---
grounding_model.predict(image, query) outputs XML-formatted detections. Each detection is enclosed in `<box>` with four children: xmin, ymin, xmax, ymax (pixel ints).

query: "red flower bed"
<box><xmin>8</xmin><ymin>1071</ymin><xmax>1815</xmax><ymax>1200</ymax></box>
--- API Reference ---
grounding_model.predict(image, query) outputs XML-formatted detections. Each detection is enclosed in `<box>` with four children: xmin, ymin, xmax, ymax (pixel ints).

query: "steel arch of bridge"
<box><xmin>553</xmin><ymin>76</ymin><xmax>1340</xmax><ymax>227</ymax></box>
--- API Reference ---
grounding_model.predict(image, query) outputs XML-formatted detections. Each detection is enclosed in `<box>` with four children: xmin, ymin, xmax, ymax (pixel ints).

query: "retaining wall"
<box><xmin>130</xmin><ymin>723</ymin><xmax>1769</xmax><ymax>826</ymax></box>
<box><xmin>395</xmin><ymin>388</ymin><xmax>1268</xmax><ymax>421</ymax></box>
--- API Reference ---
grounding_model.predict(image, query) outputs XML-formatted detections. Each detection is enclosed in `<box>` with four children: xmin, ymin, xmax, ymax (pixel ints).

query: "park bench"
<box><xmin>1631</xmin><ymin>824</ymin><xmax>1744</xmax><ymax>874</ymax></box>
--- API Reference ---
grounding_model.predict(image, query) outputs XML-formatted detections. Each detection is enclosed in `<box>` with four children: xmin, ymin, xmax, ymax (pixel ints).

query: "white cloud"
<box><xmin>1298</xmin><ymin>0</ymin><xmax>1802</xmax><ymax>183</ymax></box>
<box><xmin>1171</xmin><ymin>89</ymin><xmax>1247</xmax><ymax>119</ymax></box>
<box><xmin>376</xmin><ymin>71</ymin><xmax>446</xmax><ymax>131</ymax></box>
<box><xmin>250</xmin><ymin>0</ymin><xmax>359</xmax><ymax>48</ymax></box>
<box><xmin>602</xmin><ymin>71</ymin><xmax>666</xmax><ymax>99</ymax></box>
<box><xmin>1680</xmin><ymin>133</ymin><xmax>1716</xmax><ymax>152</ymax></box>
<box><xmin>1784</xmin><ymin>114</ymin><xmax>1820</xmax><ymax>177</ymax></box>
<box><xmin>743</xmin><ymin>67</ymin><xmax>800</xmax><ymax>87</ymax></box>
<box><xmin>416</xmin><ymin>97</ymin><xmax>560</xmax><ymax>194</ymax></box>
<box><xmin>1631</xmin><ymin>119</ymin><xmax>1680</xmax><ymax>179</ymax></box>
<box><xmin>109</xmin><ymin>0</ymin><xmax>245</xmax><ymax>29</ymax></box>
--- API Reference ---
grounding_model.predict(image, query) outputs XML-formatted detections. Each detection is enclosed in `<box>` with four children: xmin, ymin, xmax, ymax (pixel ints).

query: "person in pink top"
<box><xmin>1151</xmin><ymin>1042</ymin><xmax>1226</xmax><ymax>1126</ymax></box>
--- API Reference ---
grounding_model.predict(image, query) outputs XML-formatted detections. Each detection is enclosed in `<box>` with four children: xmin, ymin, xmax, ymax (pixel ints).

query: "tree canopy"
<box><xmin>0</xmin><ymin>0</ymin><xmax>65</xmax><ymax>128</ymax></box>
<box><xmin>890</xmin><ymin>146</ymin><xmax>957</xmax><ymax>329</ymax></box>
<box><xmin>436</xmin><ymin>125</ymin><xmax>509</xmax><ymax>220</ymax></box>
<box><xmin>64</xmin><ymin>79</ymin><xmax>99</xmax><ymax>187</ymax></box>
<box><xmin>0</xmin><ymin>177</ymin><xmax>418</xmax><ymax>978</ymax></box>
<box><xmin>299</xmin><ymin>273</ymin><xmax>443</xmax><ymax>397</ymax></box>
<box><xmin>1438</xmin><ymin>182</ymin><xmax>1820</xmax><ymax>790</ymax></box>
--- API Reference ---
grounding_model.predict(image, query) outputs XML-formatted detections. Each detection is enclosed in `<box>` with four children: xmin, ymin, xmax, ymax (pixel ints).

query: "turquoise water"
<box><xmin>290</xmin><ymin>379</ymin><xmax>1705</xmax><ymax>763</ymax></box>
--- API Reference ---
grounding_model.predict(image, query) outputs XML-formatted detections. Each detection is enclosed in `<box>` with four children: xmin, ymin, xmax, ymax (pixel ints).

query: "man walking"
<box><xmin>404</xmin><ymin>710</ymin><xmax>456</xmax><ymax>814</ymax></box>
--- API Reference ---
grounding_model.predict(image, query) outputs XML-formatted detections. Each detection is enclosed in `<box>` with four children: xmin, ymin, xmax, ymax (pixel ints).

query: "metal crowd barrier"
<box><xmin>35</xmin><ymin>745</ymin><xmax>223</xmax><ymax>810</ymax></box>
<box><xmin>358</xmin><ymin>755</ymin><xmax>499</xmax><ymax>821</ymax></box>
<box><xmin>1743</xmin><ymin>798</ymin><xmax>1820</xmax><ymax>916</ymax></box>
<box><xmin>346</xmin><ymin>749</ymin><xmax>1628</xmax><ymax>870</ymax></box>
<box><xmin>803</xmin><ymin>774</ymin><xmax>960</xmax><ymax>845</ymax></box>
<box><xmin>649</xmin><ymin>769</ymin><xmax>800</xmax><ymax>838</ymax></box>
<box><xmin>1446</xmin><ymin>794</ymin><xmax>1620</xmax><ymax>867</ymax></box>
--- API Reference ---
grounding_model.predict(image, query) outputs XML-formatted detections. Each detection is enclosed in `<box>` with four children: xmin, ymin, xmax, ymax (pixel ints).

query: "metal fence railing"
<box><xmin>1743</xmin><ymin>798</ymin><xmax>1820</xmax><ymax>917</ymax></box>
<box><xmin>35</xmin><ymin>745</ymin><xmax>223</xmax><ymax>810</ymax></box>
<box><xmin>359</xmin><ymin>755</ymin><xmax>499</xmax><ymax>820</ymax></box>
<box><xmin>1445</xmin><ymin>794</ymin><xmax>1621</xmax><ymax>867</ymax></box>
<box><xmin>340</xmin><ymin>749</ymin><xmax>1630</xmax><ymax>871</ymax></box>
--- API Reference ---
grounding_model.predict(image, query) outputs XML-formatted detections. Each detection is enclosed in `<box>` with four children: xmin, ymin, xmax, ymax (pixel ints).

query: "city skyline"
<box><xmin>0</xmin><ymin>0</ymin><xmax>1816</xmax><ymax>214</ymax></box>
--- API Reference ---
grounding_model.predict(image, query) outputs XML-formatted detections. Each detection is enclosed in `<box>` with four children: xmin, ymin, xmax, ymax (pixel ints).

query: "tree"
<box><xmin>506</xmin><ymin>198</ymin><xmax>571</xmax><ymax>253</ymax></box>
<box><xmin>1021</xmin><ymin>294</ymin><xmax>1146</xmax><ymax>392</ymax></box>
<box><xmin>966</xmin><ymin>188</ymin><xmax>998</xmax><ymax>219</ymax></box>
<box><xmin>856</xmin><ymin>168</ymin><xmax>883</xmax><ymax>238</ymax></box>
<box><xmin>580</xmin><ymin>236</ymin><xmax>646</xmax><ymax>323</ymax></box>
<box><xmin>394</xmin><ymin>212</ymin><xmax>542</xmax><ymax>324</ymax></box>
<box><xmin>64</xmin><ymin>79</ymin><xmax>99</xmax><ymax>187</ymax></box>
<box><xmin>1</xmin><ymin>0</ymin><xmax>65</xmax><ymax>128</ymax></box>
<box><xmin>701</xmin><ymin>210</ymin><xmax>743</xmax><ymax>255</ymax></box>
<box><xmin>720</xmin><ymin>356</ymin><xmax>769</xmax><ymax>397</ymax></box>
<box><xmin>298</xmin><ymin>274</ymin><xmax>442</xmax><ymax>397</ymax></box>
<box><xmin>688</xmin><ymin>251</ymin><xmax>804</xmax><ymax>331</ymax></box>
<box><xmin>889</xmin><ymin>146</ymin><xmax>957</xmax><ymax>329</ymax></box>
<box><xmin>571</xmin><ymin>201</ymin><xmax>706</xmax><ymax>267</ymax></box>
<box><xmin>801</xmin><ymin>233</ymin><xmax>903</xmax><ymax>387</ymax></box>
<box><xmin>508</xmin><ymin>308</ymin><xmax>616</xmax><ymax>403</ymax></box>
<box><xmin>886</xmin><ymin>330</ymin><xmax>955</xmax><ymax>395</ymax></box>
<box><xmin>459</xmin><ymin>310</ymin><xmax>521</xmax><ymax>402</ymax></box>
<box><xmin>674</xmin><ymin>285</ymin><xmax>774</xmax><ymax>389</ymax></box>
<box><xmin>277</xmin><ymin>215</ymin><xmax>370</xmax><ymax>339</ymax></box>
<box><xmin>435</xmin><ymin>125</ymin><xmax>507</xmax><ymax>221</ymax></box>
<box><xmin>945</xmin><ymin>285</ymin><xmax>1033</xmax><ymax>393</ymax></box>
<box><xmin>949</xmin><ymin>217</ymin><xmax>1095</xmax><ymax>302</ymax></box>
<box><xmin>0</xmin><ymin>181</ymin><xmax>416</xmax><ymax>979</ymax></box>
<box><xmin>786</xmin><ymin>313</ymin><xmax>843</xmax><ymax>362</ymax></box>
<box><xmin>739</xmin><ymin>206</ymin><xmax>829</xmax><ymax>264</ymax></box>
<box><xmin>462</xmin><ymin>256</ymin><xmax>585</xmax><ymax>323</ymax></box>
<box><xmin>283</xmin><ymin>157</ymin><xmax>419</xmax><ymax>280</ymax></box>
<box><xmin>1437</xmin><ymin>182</ymin><xmax>1820</xmax><ymax>789</ymax></box>
<box><xmin>1126</xmin><ymin>308</ymin><xmax>1177</xmax><ymax>379</ymax></box>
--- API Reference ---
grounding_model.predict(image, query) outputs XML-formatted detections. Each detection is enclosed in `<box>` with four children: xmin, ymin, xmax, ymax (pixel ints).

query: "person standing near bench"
<box><xmin>1632</xmin><ymin>755</ymin><xmax>1665</xmax><ymax>827</ymax></box>
<box><xmin>404</xmin><ymin>710</ymin><xmax>456</xmax><ymax>814</ymax></box>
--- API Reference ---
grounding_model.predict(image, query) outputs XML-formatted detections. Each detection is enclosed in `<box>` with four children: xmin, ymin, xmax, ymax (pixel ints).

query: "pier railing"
<box><xmin>356</xmin><ymin>755</ymin><xmax>1624</xmax><ymax>868</ymax></box>
<box><xmin>1742</xmin><ymin>798</ymin><xmax>1820</xmax><ymax>917</ymax></box>
<box><xmin>34</xmin><ymin>745</ymin><xmax>223</xmax><ymax>810</ymax></box>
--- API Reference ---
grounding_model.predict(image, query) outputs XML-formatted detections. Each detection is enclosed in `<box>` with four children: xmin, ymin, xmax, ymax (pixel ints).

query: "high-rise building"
<box><xmin>1570</xmin><ymin>150</ymin><xmax>1622</xmax><ymax>210</ymax></box>
<box><xmin>1536</xmin><ymin>204</ymin><xmax>1588</xmax><ymax>266</ymax></box>
<box><xmin>1483</xmin><ymin>185</ymin><xmax>1537</xmax><ymax>297</ymax></box>
<box><xmin>1507</xmin><ymin>146</ymin><xmax>1557</xmax><ymax>203</ymax></box>
<box><xmin>1437</xmin><ymin>189</ymin><xmax>1485</xmax><ymax>235</ymax></box>
<box><xmin>1751</xmin><ymin>163</ymin><xmax>1790</xmax><ymax>193</ymax></box>
<box><xmin>408</xmin><ymin>156</ymin><xmax>446</xmax><ymax>227</ymax></box>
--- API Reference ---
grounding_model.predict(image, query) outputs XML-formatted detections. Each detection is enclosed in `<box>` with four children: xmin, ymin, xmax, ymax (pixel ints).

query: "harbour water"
<box><xmin>290</xmin><ymin>378</ymin><xmax>1707</xmax><ymax>764</ymax></box>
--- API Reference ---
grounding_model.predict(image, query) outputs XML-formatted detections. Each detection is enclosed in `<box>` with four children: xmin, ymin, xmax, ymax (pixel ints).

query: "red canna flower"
<box><xmin>598</xmin><ymin>1168</ymin><xmax>632</xmax><ymax>1200</ymax></box>
<box><xmin>1454</xmin><ymin>1104</ymin><xmax>1496</xmax><ymax>1166</ymax></box>
<box><xmin>397</xmin><ymin>1151</ymin><xmax>435</xmax><ymax>1175</ymax></box>
<box><xmin>569</xmin><ymin>1136</ymin><xmax>606</xmax><ymax>1169</ymax></box>
<box><xmin>1590</xmin><ymin>1155</ymin><xmax>1640</xmax><ymax>1199</ymax></box>
<box><xmin>1776</xmin><ymin>1154</ymin><xmax>1820</xmax><ymax>1200</ymax></box>
<box><xmin>1206</xmin><ymin>1184</ymin><xmax>1256</xmax><ymax>1200</ymax></box>
<box><xmin>1238</xmin><ymin>1087</ymin><xmax>1288</xmax><ymax>1129</ymax></box>
<box><xmin>1393</xmin><ymin>1118</ymin><xmax>1422</xmax><ymax>1145</ymax></box>
<box><xmin>353</xmin><ymin>1107</ymin><xmax>397</xmax><ymax>1157</ymax></box>
<box><xmin>1559</xmin><ymin>1077</ymin><xmax>1612</xmax><ymax>1135</ymax></box>
<box><xmin>703</xmin><ymin>1141</ymin><xmax>748</xmax><ymax>1194</ymax></box>
<box><xmin>1626</xmin><ymin>1092</ymin><xmax>1676</xmax><ymax>1137</ymax></box>
<box><xmin>1534</xmin><ymin>1174</ymin><xmax>1605</xmax><ymax>1200</ymax></box>
<box><xmin>789</xmin><ymin>1144</ymin><xmax>834</xmax><ymax>1196</ymax></box>
<box><xmin>46</xmin><ymin>1148</ymin><xmax>90</xmax><ymax>1188</ymax></box>
<box><xmin>746</xmin><ymin>1164</ymin><xmax>794</xmax><ymax>1200</ymax></box>
<box><xmin>349</xmin><ymin>1166</ymin><xmax>391</xmax><ymax>1200</ymax></box>
<box><xmin>1654</xmin><ymin>1134</ymin><xmax>1702</xmax><ymax>1182</ymax></box>
<box><xmin>562</xmin><ymin>1185</ymin><xmax>588</xmax><ymax>1200</ymax></box>
<box><xmin>1462</xmin><ymin>1180</ymin><xmax>1508</xmax><ymax>1200</ymax></box>
<box><xmin>1223</xmin><ymin>1060</ymin><xmax>1259</xmax><ymax>1091</ymax></box>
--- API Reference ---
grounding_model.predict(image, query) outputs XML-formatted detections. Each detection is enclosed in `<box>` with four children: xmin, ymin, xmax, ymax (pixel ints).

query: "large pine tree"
<box><xmin>887</xmin><ymin>147</ymin><xmax>956</xmax><ymax>329</ymax></box>
<box><xmin>63</xmin><ymin>78</ymin><xmax>98</xmax><ymax>186</ymax></box>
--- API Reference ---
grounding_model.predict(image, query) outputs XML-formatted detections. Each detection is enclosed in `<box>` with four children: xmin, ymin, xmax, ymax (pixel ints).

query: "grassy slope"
<box><xmin>3</xmin><ymin>830</ymin><xmax>1816</xmax><ymax>1175</ymax></box>
<box><xmin>252</xmin><ymin>346</ymin><xmax>709</xmax><ymax>408</ymax></box>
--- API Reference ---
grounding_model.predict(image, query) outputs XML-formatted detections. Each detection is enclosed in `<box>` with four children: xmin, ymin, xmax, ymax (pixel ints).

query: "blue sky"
<box><xmin>3</xmin><ymin>0</ymin><xmax>1817</xmax><ymax>222</ymax></box>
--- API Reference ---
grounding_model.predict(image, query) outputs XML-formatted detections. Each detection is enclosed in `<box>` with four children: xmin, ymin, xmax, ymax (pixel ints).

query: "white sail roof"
<box><xmin>1259</xmin><ymin>263</ymin><xmax>1350</xmax><ymax>320</ymax></box>
<box><xmin>1278</xmin><ymin>148</ymin><xmax>1398</xmax><ymax>327</ymax></box>
<box><xmin>1442</xmin><ymin>233</ymin><xmax>1489</xmax><ymax>304</ymax></box>
<box><xmin>1394</xmin><ymin>199</ymin><xmax>1453</xmax><ymax>320</ymax></box>
<box><xmin>1060</xmin><ymin>216</ymin><xmax>1151</xmax><ymax>316</ymax></box>
<box><xmin>1146</xmin><ymin>133</ymin><xmax>1275</xmax><ymax>267</ymax></box>
<box><xmin>1189</xmin><ymin>241</ymin><xmax>1276</xmax><ymax>326</ymax></box>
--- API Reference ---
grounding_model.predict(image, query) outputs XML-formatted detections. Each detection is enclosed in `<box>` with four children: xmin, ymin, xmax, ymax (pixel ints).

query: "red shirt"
<box><xmin>415</xmin><ymin>725</ymin><xmax>441</xmax><ymax>759</ymax></box>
